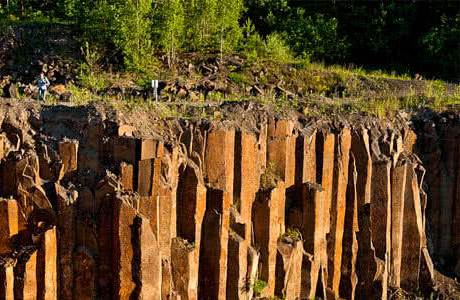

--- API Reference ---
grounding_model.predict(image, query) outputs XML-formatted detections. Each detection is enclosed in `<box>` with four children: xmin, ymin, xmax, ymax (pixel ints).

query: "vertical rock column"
<box><xmin>267</xmin><ymin>119</ymin><xmax>296</xmax><ymax>189</ymax></box>
<box><xmin>198</xmin><ymin>129</ymin><xmax>235</xmax><ymax>300</ymax></box>
<box><xmin>314</xmin><ymin>131</ymin><xmax>335</xmax><ymax>297</ymax></box>
<box><xmin>351</xmin><ymin>128</ymin><xmax>378</xmax><ymax>300</ymax></box>
<box><xmin>327</xmin><ymin>128</ymin><xmax>351</xmax><ymax>297</ymax></box>
<box><xmin>226</xmin><ymin>131</ymin><xmax>259</xmax><ymax>299</ymax></box>
<box><xmin>339</xmin><ymin>155</ymin><xmax>359</xmax><ymax>300</ymax></box>
<box><xmin>400</xmin><ymin>163</ymin><xmax>426</xmax><ymax>290</ymax></box>
<box><xmin>252</xmin><ymin>182</ymin><xmax>286</xmax><ymax>297</ymax></box>
<box><xmin>389</xmin><ymin>161</ymin><xmax>407</xmax><ymax>288</ymax></box>
<box><xmin>173</xmin><ymin>165</ymin><xmax>206</xmax><ymax>300</ymax></box>
<box><xmin>0</xmin><ymin>199</ymin><xmax>20</xmax><ymax>299</ymax></box>
<box><xmin>370</xmin><ymin>159</ymin><xmax>392</xmax><ymax>300</ymax></box>
<box><xmin>300</xmin><ymin>182</ymin><xmax>325</xmax><ymax>299</ymax></box>
<box><xmin>138</xmin><ymin>215</ymin><xmax>162</xmax><ymax>299</ymax></box>
<box><xmin>15</xmin><ymin>251</ymin><xmax>38</xmax><ymax>299</ymax></box>
<box><xmin>275</xmin><ymin>239</ymin><xmax>304</xmax><ymax>300</ymax></box>
<box><xmin>0</xmin><ymin>265</ymin><xmax>14</xmax><ymax>300</ymax></box>
<box><xmin>0</xmin><ymin>199</ymin><xmax>20</xmax><ymax>255</ymax></box>
<box><xmin>112</xmin><ymin>197</ymin><xmax>138</xmax><ymax>300</ymax></box>
<box><xmin>37</xmin><ymin>227</ymin><xmax>58</xmax><ymax>300</ymax></box>
<box><xmin>54</xmin><ymin>183</ymin><xmax>76</xmax><ymax>300</ymax></box>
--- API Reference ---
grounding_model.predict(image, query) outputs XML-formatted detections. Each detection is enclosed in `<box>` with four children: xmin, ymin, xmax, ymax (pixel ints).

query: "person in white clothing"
<box><xmin>37</xmin><ymin>72</ymin><xmax>50</xmax><ymax>101</ymax></box>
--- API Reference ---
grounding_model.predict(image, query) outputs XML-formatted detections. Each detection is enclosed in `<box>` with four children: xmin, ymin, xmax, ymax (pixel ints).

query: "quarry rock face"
<box><xmin>0</xmin><ymin>102</ymin><xmax>459</xmax><ymax>299</ymax></box>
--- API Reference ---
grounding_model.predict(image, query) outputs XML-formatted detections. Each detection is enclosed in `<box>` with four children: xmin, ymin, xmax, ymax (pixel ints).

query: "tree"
<box><xmin>183</xmin><ymin>0</ymin><xmax>218</xmax><ymax>50</ymax></box>
<box><xmin>152</xmin><ymin>0</ymin><xmax>184</xmax><ymax>67</ymax></box>
<box><xmin>215</xmin><ymin>0</ymin><xmax>244</xmax><ymax>55</ymax></box>
<box><xmin>114</xmin><ymin>0</ymin><xmax>155</xmax><ymax>73</ymax></box>
<box><xmin>81</xmin><ymin>0</ymin><xmax>156</xmax><ymax>74</ymax></box>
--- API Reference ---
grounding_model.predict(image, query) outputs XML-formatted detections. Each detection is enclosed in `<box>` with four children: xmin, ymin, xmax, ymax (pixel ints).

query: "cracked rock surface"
<box><xmin>0</xmin><ymin>99</ymin><xmax>459</xmax><ymax>299</ymax></box>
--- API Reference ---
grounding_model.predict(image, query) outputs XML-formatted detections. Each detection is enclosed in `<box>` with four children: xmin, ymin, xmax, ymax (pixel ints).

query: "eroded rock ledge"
<box><xmin>0</xmin><ymin>100</ymin><xmax>459</xmax><ymax>299</ymax></box>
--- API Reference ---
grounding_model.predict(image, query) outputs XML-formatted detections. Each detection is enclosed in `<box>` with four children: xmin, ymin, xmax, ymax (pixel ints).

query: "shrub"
<box><xmin>265</xmin><ymin>33</ymin><xmax>292</xmax><ymax>63</ymax></box>
<box><xmin>282</xmin><ymin>228</ymin><xmax>302</xmax><ymax>241</ymax></box>
<box><xmin>260</xmin><ymin>161</ymin><xmax>279</xmax><ymax>190</ymax></box>
<box><xmin>252</xmin><ymin>279</ymin><xmax>267</xmax><ymax>296</ymax></box>
<box><xmin>283</xmin><ymin>11</ymin><xmax>349</xmax><ymax>62</ymax></box>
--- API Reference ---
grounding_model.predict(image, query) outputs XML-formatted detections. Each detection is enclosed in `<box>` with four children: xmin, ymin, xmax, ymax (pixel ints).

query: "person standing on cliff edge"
<box><xmin>37</xmin><ymin>71</ymin><xmax>50</xmax><ymax>101</ymax></box>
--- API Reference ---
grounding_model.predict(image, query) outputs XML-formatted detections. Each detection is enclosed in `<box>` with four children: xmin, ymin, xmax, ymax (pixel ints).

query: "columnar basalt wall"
<box><xmin>414</xmin><ymin>114</ymin><xmax>460</xmax><ymax>282</ymax></box>
<box><xmin>0</xmin><ymin>103</ymin><xmax>458</xmax><ymax>299</ymax></box>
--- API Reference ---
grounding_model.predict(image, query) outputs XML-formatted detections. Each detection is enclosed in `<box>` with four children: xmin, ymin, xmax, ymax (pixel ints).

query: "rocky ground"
<box><xmin>0</xmin><ymin>99</ymin><xmax>459</xmax><ymax>299</ymax></box>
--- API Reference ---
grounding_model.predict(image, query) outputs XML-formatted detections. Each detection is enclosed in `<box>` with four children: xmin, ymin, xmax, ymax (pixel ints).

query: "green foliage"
<box><xmin>282</xmin><ymin>228</ymin><xmax>302</xmax><ymax>241</ymax></box>
<box><xmin>260</xmin><ymin>161</ymin><xmax>278</xmax><ymax>190</ymax></box>
<box><xmin>152</xmin><ymin>0</ymin><xmax>184</xmax><ymax>67</ymax></box>
<box><xmin>114</xmin><ymin>0</ymin><xmax>156</xmax><ymax>74</ymax></box>
<box><xmin>181</xmin><ymin>0</ymin><xmax>244</xmax><ymax>53</ymax></box>
<box><xmin>77</xmin><ymin>42</ymin><xmax>110</xmax><ymax>92</ymax></box>
<box><xmin>215</xmin><ymin>0</ymin><xmax>244</xmax><ymax>54</ymax></box>
<box><xmin>252</xmin><ymin>279</ymin><xmax>267</xmax><ymax>296</ymax></box>
<box><xmin>422</xmin><ymin>14</ymin><xmax>460</xmax><ymax>79</ymax></box>
<box><xmin>228</xmin><ymin>72</ymin><xmax>251</xmax><ymax>85</ymax></box>
<box><xmin>79</xmin><ymin>0</ymin><xmax>157</xmax><ymax>75</ymax></box>
<box><xmin>264</xmin><ymin>33</ymin><xmax>292</xmax><ymax>62</ymax></box>
<box><xmin>2</xmin><ymin>1</ymin><xmax>460</xmax><ymax>81</ymax></box>
<box><xmin>241</xmin><ymin>19</ymin><xmax>265</xmax><ymax>61</ymax></box>
<box><xmin>283</xmin><ymin>11</ymin><xmax>348</xmax><ymax>61</ymax></box>
<box><xmin>241</xmin><ymin>20</ymin><xmax>292</xmax><ymax>62</ymax></box>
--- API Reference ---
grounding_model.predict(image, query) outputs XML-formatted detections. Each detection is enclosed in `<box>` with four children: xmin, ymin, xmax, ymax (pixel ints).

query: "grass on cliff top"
<box><xmin>44</xmin><ymin>54</ymin><xmax>460</xmax><ymax>120</ymax></box>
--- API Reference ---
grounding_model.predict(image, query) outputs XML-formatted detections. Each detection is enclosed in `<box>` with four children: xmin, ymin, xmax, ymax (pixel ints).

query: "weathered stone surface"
<box><xmin>370</xmin><ymin>159</ymin><xmax>392</xmax><ymax>300</ymax></box>
<box><xmin>300</xmin><ymin>182</ymin><xmax>326</xmax><ymax>299</ymax></box>
<box><xmin>73</xmin><ymin>247</ymin><xmax>96</xmax><ymax>300</ymax></box>
<box><xmin>15</xmin><ymin>251</ymin><xmax>38</xmax><ymax>299</ymax></box>
<box><xmin>225</xmin><ymin>230</ymin><xmax>247</xmax><ymax>300</ymax></box>
<box><xmin>253</xmin><ymin>181</ymin><xmax>285</xmax><ymax>296</ymax></box>
<box><xmin>327</xmin><ymin>128</ymin><xmax>351</xmax><ymax>296</ymax></box>
<box><xmin>198</xmin><ymin>189</ymin><xmax>232</xmax><ymax>300</ymax></box>
<box><xmin>400</xmin><ymin>164</ymin><xmax>425</xmax><ymax>290</ymax></box>
<box><xmin>276</xmin><ymin>239</ymin><xmax>303</xmax><ymax>300</ymax></box>
<box><xmin>0</xmin><ymin>134</ymin><xmax>5</xmax><ymax>160</ymax></box>
<box><xmin>0</xmin><ymin>265</ymin><xmax>14</xmax><ymax>300</ymax></box>
<box><xmin>390</xmin><ymin>162</ymin><xmax>408</xmax><ymax>288</ymax></box>
<box><xmin>57</xmin><ymin>139</ymin><xmax>78</xmax><ymax>180</ymax></box>
<box><xmin>0</xmin><ymin>110</ymin><xmax>456</xmax><ymax>300</ymax></box>
<box><xmin>172</xmin><ymin>238</ymin><xmax>198</xmax><ymax>300</ymax></box>
<box><xmin>339</xmin><ymin>155</ymin><xmax>358</xmax><ymax>300</ymax></box>
<box><xmin>37</xmin><ymin>227</ymin><xmax>57</xmax><ymax>300</ymax></box>
<box><xmin>119</xmin><ymin>162</ymin><xmax>134</xmax><ymax>191</ymax></box>
<box><xmin>113</xmin><ymin>136</ymin><xmax>137</xmax><ymax>164</ymax></box>
<box><xmin>0</xmin><ymin>199</ymin><xmax>19</xmax><ymax>255</ymax></box>
<box><xmin>138</xmin><ymin>216</ymin><xmax>162</xmax><ymax>300</ymax></box>
<box><xmin>268</xmin><ymin>119</ymin><xmax>296</xmax><ymax>188</ymax></box>
<box><xmin>112</xmin><ymin>198</ymin><xmax>137</xmax><ymax>299</ymax></box>
<box><xmin>55</xmin><ymin>184</ymin><xmax>76</xmax><ymax>300</ymax></box>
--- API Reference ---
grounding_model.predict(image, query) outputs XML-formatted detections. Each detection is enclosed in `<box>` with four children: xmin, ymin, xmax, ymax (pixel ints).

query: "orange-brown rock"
<box><xmin>300</xmin><ymin>182</ymin><xmax>326</xmax><ymax>299</ymax></box>
<box><xmin>0</xmin><ymin>199</ymin><xmax>19</xmax><ymax>255</ymax></box>
<box><xmin>112</xmin><ymin>198</ymin><xmax>138</xmax><ymax>299</ymax></box>
<box><xmin>57</xmin><ymin>139</ymin><xmax>78</xmax><ymax>181</ymax></box>
<box><xmin>339</xmin><ymin>155</ymin><xmax>359</xmax><ymax>300</ymax></box>
<box><xmin>253</xmin><ymin>181</ymin><xmax>285</xmax><ymax>296</ymax></box>
<box><xmin>37</xmin><ymin>227</ymin><xmax>57</xmax><ymax>299</ymax></box>
<box><xmin>138</xmin><ymin>216</ymin><xmax>162</xmax><ymax>299</ymax></box>
<box><xmin>275</xmin><ymin>238</ymin><xmax>303</xmax><ymax>300</ymax></box>
<box><xmin>267</xmin><ymin>119</ymin><xmax>296</xmax><ymax>188</ymax></box>
<box><xmin>327</xmin><ymin>128</ymin><xmax>351</xmax><ymax>296</ymax></box>
<box><xmin>390</xmin><ymin>161</ymin><xmax>408</xmax><ymax>287</ymax></box>
<box><xmin>0</xmin><ymin>265</ymin><xmax>14</xmax><ymax>299</ymax></box>
<box><xmin>0</xmin><ymin>104</ymin><xmax>457</xmax><ymax>300</ymax></box>
<box><xmin>172</xmin><ymin>238</ymin><xmax>198</xmax><ymax>300</ymax></box>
